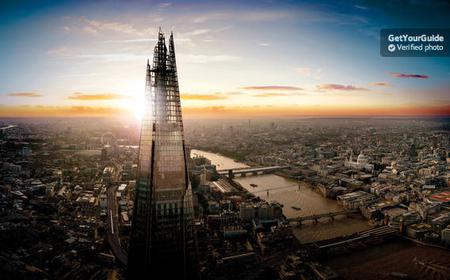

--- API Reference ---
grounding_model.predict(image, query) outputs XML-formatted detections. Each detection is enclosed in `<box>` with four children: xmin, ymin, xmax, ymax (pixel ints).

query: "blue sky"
<box><xmin>0</xmin><ymin>0</ymin><xmax>449</xmax><ymax>117</ymax></box>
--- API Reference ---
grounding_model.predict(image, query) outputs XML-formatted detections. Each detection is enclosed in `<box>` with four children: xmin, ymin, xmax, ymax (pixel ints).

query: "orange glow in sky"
<box><xmin>1</xmin><ymin>1</ymin><xmax>449</xmax><ymax>118</ymax></box>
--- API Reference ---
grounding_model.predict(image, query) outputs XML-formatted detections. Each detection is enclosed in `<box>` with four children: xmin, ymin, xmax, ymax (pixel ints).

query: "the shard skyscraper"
<box><xmin>128</xmin><ymin>29</ymin><xmax>194</xmax><ymax>279</ymax></box>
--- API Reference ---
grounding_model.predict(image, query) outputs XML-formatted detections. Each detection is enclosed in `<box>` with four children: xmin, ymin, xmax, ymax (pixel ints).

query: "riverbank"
<box><xmin>191</xmin><ymin>149</ymin><xmax>373</xmax><ymax>244</ymax></box>
<box><xmin>191</xmin><ymin>149</ymin><xmax>249</xmax><ymax>170</ymax></box>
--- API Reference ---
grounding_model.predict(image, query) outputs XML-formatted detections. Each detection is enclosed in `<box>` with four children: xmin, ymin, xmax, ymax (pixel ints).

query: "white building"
<box><xmin>345</xmin><ymin>152</ymin><xmax>374</xmax><ymax>172</ymax></box>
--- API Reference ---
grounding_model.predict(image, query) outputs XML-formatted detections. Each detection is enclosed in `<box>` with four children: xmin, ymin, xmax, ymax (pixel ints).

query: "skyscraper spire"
<box><xmin>128</xmin><ymin>29</ymin><xmax>194</xmax><ymax>279</ymax></box>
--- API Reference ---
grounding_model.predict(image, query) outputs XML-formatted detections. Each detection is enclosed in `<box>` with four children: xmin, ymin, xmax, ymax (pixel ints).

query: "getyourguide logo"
<box><xmin>388</xmin><ymin>34</ymin><xmax>444</xmax><ymax>42</ymax></box>
<box><xmin>380</xmin><ymin>28</ymin><xmax>450</xmax><ymax>57</ymax></box>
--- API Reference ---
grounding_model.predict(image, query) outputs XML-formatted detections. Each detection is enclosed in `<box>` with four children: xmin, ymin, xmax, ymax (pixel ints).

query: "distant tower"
<box><xmin>271</xmin><ymin>122</ymin><xmax>276</xmax><ymax>130</ymax></box>
<box><xmin>128</xmin><ymin>29</ymin><xmax>194</xmax><ymax>278</ymax></box>
<box><xmin>409</xmin><ymin>143</ymin><xmax>418</xmax><ymax>160</ymax></box>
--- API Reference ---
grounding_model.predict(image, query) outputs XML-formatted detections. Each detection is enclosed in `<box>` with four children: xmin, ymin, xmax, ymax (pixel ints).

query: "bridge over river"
<box><xmin>218</xmin><ymin>165</ymin><xmax>289</xmax><ymax>178</ymax></box>
<box><xmin>287</xmin><ymin>209</ymin><xmax>359</xmax><ymax>226</ymax></box>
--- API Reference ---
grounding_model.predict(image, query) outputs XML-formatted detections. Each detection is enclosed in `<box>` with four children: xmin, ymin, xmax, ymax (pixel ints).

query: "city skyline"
<box><xmin>1</xmin><ymin>0</ymin><xmax>449</xmax><ymax>118</ymax></box>
<box><xmin>1</xmin><ymin>2</ymin><xmax>450</xmax><ymax>279</ymax></box>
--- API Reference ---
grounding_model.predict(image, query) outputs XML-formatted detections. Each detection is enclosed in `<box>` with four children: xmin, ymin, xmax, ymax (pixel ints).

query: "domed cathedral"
<box><xmin>345</xmin><ymin>150</ymin><xmax>374</xmax><ymax>173</ymax></box>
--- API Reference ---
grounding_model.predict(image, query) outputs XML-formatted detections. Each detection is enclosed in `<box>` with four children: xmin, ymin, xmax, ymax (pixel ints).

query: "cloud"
<box><xmin>191</xmin><ymin>8</ymin><xmax>361</xmax><ymax>25</ymax></box>
<box><xmin>65</xmin><ymin>106</ymin><xmax>125</xmax><ymax>115</ymax></box>
<box><xmin>390</xmin><ymin>72</ymin><xmax>429</xmax><ymax>79</ymax></box>
<box><xmin>221</xmin><ymin>91</ymin><xmax>245</xmax><ymax>95</ymax></box>
<box><xmin>316</xmin><ymin>84</ymin><xmax>368</xmax><ymax>91</ymax></box>
<box><xmin>102</xmin><ymin>37</ymin><xmax>196</xmax><ymax>44</ymax></box>
<box><xmin>254</xmin><ymin>93</ymin><xmax>286</xmax><ymax>98</ymax></box>
<box><xmin>354</xmin><ymin>5</ymin><xmax>368</xmax><ymax>10</ymax></box>
<box><xmin>83</xmin><ymin>26</ymin><xmax>98</xmax><ymax>35</ymax></box>
<box><xmin>192</xmin><ymin>10</ymin><xmax>292</xmax><ymax>24</ymax></box>
<box><xmin>75</xmin><ymin>53</ymin><xmax>145</xmax><ymax>62</ymax></box>
<box><xmin>0</xmin><ymin>105</ymin><xmax>127</xmax><ymax>117</ymax></box>
<box><xmin>105</xmin><ymin>38</ymin><xmax>156</xmax><ymax>43</ymax></box>
<box><xmin>181</xmin><ymin>93</ymin><xmax>228</xmax><ymax>100</ymax></box>
<box><xmin>258</xmin><ymin>43</ymin><xmax>270</xmax><ymax>47</ymax></box>
<box><xmin>182</xmin><ymin>29</ymin><xmax>210</xmax><ymax>36</ymax></box>
<box><xmin>241</xmin><ymin>85</ymin><xmax>303</xmax><ymax>91</ymax></box>
<box><xmin>77</xmin><ymin>18</ymin><xmax>156</xmax><ymax>37</ymax></box>
<box><xmin>7</xmin><ymin>92</ymin><xmax>42</xmax><ymax>98</ymax></box>
<box><xmin>68</xmin><ymin>92</ymin><xmax>127</xmax><ymax>100</ymax></box>
<box><xmin>158</xmin><ymin>2</ymin><xmax>172</xmax><ymax>9</ymax></box>
<box><xmin>214</xmin><ymin>25</ymin><xmax>233</xmax><ymax>33</ymax></box>
<box><xmin>370</xmin><ymin>82</ymin><xmax>391</xmax><ymax>87</ymax></box>
<box><xmin>296</xmin><ymin>67</ymin><xmax>322</xmax><ymax>80</ymax></box>
<box><xmin>84</xmin><ymin>19</ymin><xmax>139</xmax><ymax>35</ymax></box>
<box><xmin>180</xmin><ymin>54</ymin><xmax>240</xmax><ymax>63</ymax></box>
<box><xmin>253</xmin><ymin>93</ymin><xmax>305</xmax><ymax>98</ymax></box>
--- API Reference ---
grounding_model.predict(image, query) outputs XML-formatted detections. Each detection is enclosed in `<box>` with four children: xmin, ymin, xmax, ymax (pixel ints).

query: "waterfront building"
<box><xmin>127</xmin><ymin>29</ymin><xmax>194</xmax><ymax>279</ymax></box>
<box><xmin>240</xmin><ymin>202</ymin><xmax>256</xmax><ymax>220</ymax></box>
<box><xmin>337</xmin><ymin>191</ymin><xmax>378</xmax><ymax>210</ymax></box>
<box><xmin>239</xmin><ymin>201</ymin><xmax>283</xmax><ymax>221</ymax></box>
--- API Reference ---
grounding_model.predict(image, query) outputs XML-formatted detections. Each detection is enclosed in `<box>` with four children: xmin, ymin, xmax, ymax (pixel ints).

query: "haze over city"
<box><xmin>1</xmin><ymin>0</ymin><xmax>449</xmax><ymax>118</ymax></box>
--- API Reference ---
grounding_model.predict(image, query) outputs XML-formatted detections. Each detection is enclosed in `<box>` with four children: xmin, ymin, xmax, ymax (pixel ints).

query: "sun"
<box><xmin>121</xmin><ymin>94</ymin><xmax>145</xmax><ymax>122</ymax></box>
<box><xmin>133</xmin><ymin>95</ymin><xmax>145</xmax><ymax>121</ymax></box>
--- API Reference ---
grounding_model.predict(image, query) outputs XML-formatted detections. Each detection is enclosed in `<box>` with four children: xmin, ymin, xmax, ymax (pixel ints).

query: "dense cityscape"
<box><xmin>1</xmin><ymin>116</ymin><xmax>449</xmax><ymax>279</ymax></box>
<box><xmin>1</xmin><ymin>1</ymin><xmax>449</xmax><ymax>279</ymax></box>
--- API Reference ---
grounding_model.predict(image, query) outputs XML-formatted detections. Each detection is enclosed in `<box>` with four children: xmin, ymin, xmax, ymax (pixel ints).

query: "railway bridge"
<box><xmin>218</xmin><ymin>165</ymin><xmax>289</xmax><ymax>178</ymax></box>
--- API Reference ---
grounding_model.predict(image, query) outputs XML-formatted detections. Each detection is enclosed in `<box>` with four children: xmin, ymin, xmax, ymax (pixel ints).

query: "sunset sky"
<box><xmin>1</xmin><ymin>0</ymin><xmax>449</xmax><ymax>118</ymax></box>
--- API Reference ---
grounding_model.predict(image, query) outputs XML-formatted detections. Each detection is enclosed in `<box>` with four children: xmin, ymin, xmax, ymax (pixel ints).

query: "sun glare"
<box><xmin>121</xmin><ymin>94</ymin><xmax>145</xmax><ymax>121</ymax></box>
<box><xmin>133</xmin><ymin>95</ymin><xmax>145</xmax><ymax>121</ymax></box>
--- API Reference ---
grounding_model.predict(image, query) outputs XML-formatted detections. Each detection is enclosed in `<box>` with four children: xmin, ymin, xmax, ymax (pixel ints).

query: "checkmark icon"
<box><xmin>388</xmin><ymin>44</ymin><xmax>396</xmax><ymax>52</ymax></box>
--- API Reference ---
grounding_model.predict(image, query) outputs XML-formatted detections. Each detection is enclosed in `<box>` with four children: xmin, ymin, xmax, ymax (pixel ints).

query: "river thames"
<box><xmin>191</xmin><ymin>149</ymin><xmax>450</xmax><ymax>279</ymax></box>
<box><xmin>191</xmin><ymin>149</ymin><xmax>371</xmax><ymax>243</ymax></box>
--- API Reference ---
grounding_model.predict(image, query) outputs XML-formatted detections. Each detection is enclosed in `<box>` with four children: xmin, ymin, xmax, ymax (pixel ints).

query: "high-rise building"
<box><xmin>128</xmin><ymin>29</ymin><xmax>194</xmax><ymax>279</ymax></box>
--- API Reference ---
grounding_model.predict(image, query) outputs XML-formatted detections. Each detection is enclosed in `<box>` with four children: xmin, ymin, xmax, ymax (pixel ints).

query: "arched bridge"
<box><xmin>287</xmin><ymin>209</ymin><xmax>358</xmax><ymax>226</ymax></box>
